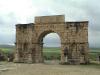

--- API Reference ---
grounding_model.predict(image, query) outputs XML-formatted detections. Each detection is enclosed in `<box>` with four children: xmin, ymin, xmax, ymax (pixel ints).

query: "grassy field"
<box><xmin>0</xmin><ymin>45</ymin><xmax>14</xmax><ymax>54</ymax></box>
<box><xmin>43</xmin><ymin>47</ymin><xmax>100</xmax><ymax>61</ymax></box>
<box><xmin>0</xmin><ymin>46</ymin><xmax>100</xmax><ymax>61</ymax></box>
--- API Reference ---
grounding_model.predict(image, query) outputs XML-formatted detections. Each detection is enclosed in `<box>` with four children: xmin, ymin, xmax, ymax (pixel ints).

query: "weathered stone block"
<box><xmin>14</xmin><ymin>15</ymin><xmax>89</xmax><ymax>65</ymax></box>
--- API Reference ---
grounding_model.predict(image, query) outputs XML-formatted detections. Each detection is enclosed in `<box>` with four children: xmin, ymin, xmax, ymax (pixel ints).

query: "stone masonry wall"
<box><xmin>14</xmin><ymin>15</ymin><xmax>89</xmax><ymax>64</ymax></box>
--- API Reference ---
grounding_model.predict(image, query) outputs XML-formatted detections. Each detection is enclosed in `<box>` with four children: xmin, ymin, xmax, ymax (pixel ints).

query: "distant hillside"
<box><xmin>0</xmin><ymin>44</ymin><xmax>100</xmax><ymax>49</ymax></box>
<box><xmin>0</xmin><ymin>44</ymin><xmax>15</xmax><ymax>48</ymax></box>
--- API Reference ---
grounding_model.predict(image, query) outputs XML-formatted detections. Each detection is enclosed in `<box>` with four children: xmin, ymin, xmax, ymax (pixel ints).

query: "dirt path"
<box><xmin>0</xmin><ymin>62</ymin><xmax>100</xmax><ymax>75</ymax></box>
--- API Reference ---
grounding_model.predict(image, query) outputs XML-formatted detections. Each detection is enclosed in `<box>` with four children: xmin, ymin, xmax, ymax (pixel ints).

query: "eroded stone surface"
<box><xmin>14</xmin><ymin>15</ymin><xmax>89</xmax><ymax>64</ymax></box>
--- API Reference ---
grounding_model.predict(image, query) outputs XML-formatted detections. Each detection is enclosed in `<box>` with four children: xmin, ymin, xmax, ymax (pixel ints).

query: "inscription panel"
<box><xmin>35</xmin><ymin>15</ymin><xmax>65</xmax><ymax>24</ymax></box>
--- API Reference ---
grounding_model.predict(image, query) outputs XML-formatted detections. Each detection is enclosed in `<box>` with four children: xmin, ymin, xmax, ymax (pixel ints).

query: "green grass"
<box><xmin>43</xmin><ymin>47</ymin><xmax>100</xmax><ymax>60</ymax></box>
<box><xmin>0</xmin><ymin>46</ymin><xmax>100</xmax><ymax>61</ymax></box>
<box><xmin>0</xmin><ymin>47</ymin><xmax>14</xmax><ymax>54</ymax></box>
<box><xmin>43</xmin><ymin>47</ymin><xmax>60</xmax><ymax>51</ymax></box>
<box><xmin>43</xmin><ymin>47</ymin><xmax>61</xmax><ymax>60</ymax></box>
<box><xmin>89</xmin><ymin>48</ymin><xmax>100</xmax><ymax>61</ymax></box>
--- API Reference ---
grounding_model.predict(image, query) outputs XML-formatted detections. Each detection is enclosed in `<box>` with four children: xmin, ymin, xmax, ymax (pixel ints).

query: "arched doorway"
<box><xmin>43</xmin><ymin>33</ymin><xmax>61</xmax><ymax>64</ymax></box>
<box><xmin>37</xmin><ymin>31</ymin><xmax>62</xmax><ymax>64</ymax></box>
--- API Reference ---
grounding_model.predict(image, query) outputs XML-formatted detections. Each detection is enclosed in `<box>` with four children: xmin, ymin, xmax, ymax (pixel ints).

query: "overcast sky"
<box><xmin>0</xmin><ymin>0</ymin><xmax>100</xmax><ymax>48</ymax></box>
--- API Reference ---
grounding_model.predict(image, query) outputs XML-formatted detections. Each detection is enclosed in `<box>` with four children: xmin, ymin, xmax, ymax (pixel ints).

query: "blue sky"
<box><xmin>0</xmin><ymin>0</ymin><xmax>100</xmax><ymax>48</ymax></box>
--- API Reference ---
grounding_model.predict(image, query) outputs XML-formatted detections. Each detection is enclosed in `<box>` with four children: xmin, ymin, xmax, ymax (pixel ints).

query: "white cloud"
<box><xmin>0</xmin><ymin>0</ymin><xmax>100</xmax><ymax>47</ymax></box>
<box><xmin>43</xmin><ymin>33</ymin><xmax>61</xmax><ymax>47</ymax></box>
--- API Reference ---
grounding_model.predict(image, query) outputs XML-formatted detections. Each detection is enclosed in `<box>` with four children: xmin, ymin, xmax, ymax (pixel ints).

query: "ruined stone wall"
<box><xmin>14</xmin><ymin>15</ymin><xmax>89</xmax><ymax>64</ymax></box>
<box><xmin>63</xmin><ymin>21</ymin><xmax>89</xmax><ymax>64</ymax></box>
<box><xmin>14</xmin><ymin>23</ymin><xmax>34</xmax><ymax>63</ymax></box>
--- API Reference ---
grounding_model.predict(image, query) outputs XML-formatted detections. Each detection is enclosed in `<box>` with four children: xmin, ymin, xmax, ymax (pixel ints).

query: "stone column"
<box><xmin>67</xmin><ymin>43</ymin><xmax>80</xmax><ymax>65</ymax></box>
<box><xmin>60</xmin><ymin>43</ymin><xmax>67</xmax><ymax>64</ymax></box>
<box><xmin>84</xmin><ymin>43</ymin><xmax>89</xmax><ymax>64</ymax></box>
<box><xmin>27</xmin><ymin>53</ymin><xmax>33</xmax><ymax>63</ymax></box>
<box><xmin>14</xmin><ymin>43</ymin><xmax>21</xmax><ymax>62</ymax></box>
<box><xmin>34</xmin><ymin>43</ymin><xmax>44</xmax><ymax>63</ymax></box>
<box><xmin>14</xmin><ymin>51</ymin><xmax>19</xmax><ymax>62</ymax></box>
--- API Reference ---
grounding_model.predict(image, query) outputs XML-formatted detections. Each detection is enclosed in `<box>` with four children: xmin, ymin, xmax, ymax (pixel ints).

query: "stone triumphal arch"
<box><xmin>14</xmin><ymin>15</ymin><xmax>89</xmax><ymax>64</ymax></box>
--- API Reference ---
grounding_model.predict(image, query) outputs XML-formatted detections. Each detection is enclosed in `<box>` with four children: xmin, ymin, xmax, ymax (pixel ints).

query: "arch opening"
<box><xmin>38</xmin><ymin>31</ymin><xmax>61</xmax><ymax>64</ymax></box>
